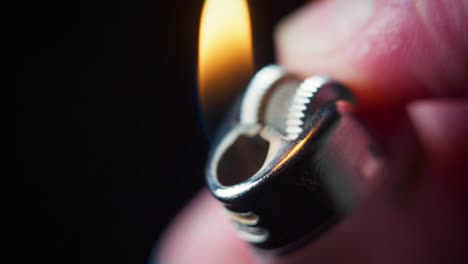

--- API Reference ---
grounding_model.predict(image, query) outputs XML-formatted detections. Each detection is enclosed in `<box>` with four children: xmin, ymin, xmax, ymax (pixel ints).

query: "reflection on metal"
<box><xmin>224</xmin><ymin>209</ymin><xmax>268</xmax><ymax>243</ymax></box>
<box><xmin>234</xmin><ymin>223</ymin><xmax>269</xmax><ymax>244</ymax></box>
<box><xmin>240</xmin><ymin>65</ymin><xmax>286</xmax><ymax>125</ymax></box>
<box><xmin>225</xmin><ymin>209</ymin><xmax>259</xmax><ymax>226</ymax></box>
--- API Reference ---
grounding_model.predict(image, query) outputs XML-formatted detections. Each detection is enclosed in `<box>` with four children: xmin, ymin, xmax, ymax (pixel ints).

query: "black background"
<box><xmin>13</xmin><ymin>1</ymin><xmax>305</xmax><ymax>263</ymax></box>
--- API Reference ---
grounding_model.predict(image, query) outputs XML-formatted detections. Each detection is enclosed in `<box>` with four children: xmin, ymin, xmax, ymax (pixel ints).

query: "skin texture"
<box><xmin>157</xmin><ymin>0</ymin><xmax>468</xmax><ymax>263</ymax></box>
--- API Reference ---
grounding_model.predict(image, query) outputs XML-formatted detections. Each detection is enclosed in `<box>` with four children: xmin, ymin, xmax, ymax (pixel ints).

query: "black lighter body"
<box><xmin>206</xmin><ymin>65</ymin><xmax>383</xmax><ymax>253</ymax></box>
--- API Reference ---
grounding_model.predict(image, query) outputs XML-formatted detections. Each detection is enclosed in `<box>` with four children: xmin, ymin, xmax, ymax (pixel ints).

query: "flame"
<box><xmin>198</xmin><ymin>0</ymin><xmax>254</xmax><ymax>132</ymax></box>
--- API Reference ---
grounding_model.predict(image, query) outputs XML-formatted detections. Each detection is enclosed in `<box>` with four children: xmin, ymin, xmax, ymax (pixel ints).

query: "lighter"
<box><xmin>205</xmin><ymin>65</ymin><xmax>384</xmax><ymax>253</ymax></box>
<box><xmin>198</xmin><ymin>0</ymin><xmax>385</xmax><ymax>254</ymax></box>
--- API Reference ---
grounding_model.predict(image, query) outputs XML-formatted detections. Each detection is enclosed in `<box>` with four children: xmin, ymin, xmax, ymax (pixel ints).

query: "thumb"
<box><xmin>275</xmin><ymin>0</ymin><xmax>468</xmax><ymax>111</ymax></box>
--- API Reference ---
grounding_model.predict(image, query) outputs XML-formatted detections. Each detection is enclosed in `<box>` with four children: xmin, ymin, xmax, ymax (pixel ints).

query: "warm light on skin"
<box><xmin>198</xmin><ymin>0</ymin><xmax>254</xmax><ymax>129</ymax></box>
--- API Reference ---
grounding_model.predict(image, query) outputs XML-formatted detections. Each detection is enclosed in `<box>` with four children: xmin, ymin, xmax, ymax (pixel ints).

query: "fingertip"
<box><xmin>274</xmin><ymin>0</ymin><xmax>362</xmax><ymax>79</ymax></box>
<box><xmin>408</xmin><ymin>98</ymin><xmax>468</xmax><ymax>171</ymax></box>
<box><xmin>156</xmin><ymin>190</ymin><xmax>255</xmax><ymax>264</ymax></box>
<box><xmin>275</xmin><ymin>0</ymin><xmax>468</xmax><ymax>110</ymax></box>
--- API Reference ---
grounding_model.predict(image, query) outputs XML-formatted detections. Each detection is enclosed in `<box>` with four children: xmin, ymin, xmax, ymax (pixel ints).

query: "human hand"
<box><xmin>157</xmin><ymin>0</ymin><xmax>468</xmax><ymax>263</ymax></box>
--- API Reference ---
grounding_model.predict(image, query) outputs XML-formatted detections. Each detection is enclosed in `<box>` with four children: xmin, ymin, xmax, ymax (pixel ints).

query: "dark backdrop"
<box><xmin>13</xmin><ymin>1</ymin><xmax>305</xmax><ymax>263</ymax></box>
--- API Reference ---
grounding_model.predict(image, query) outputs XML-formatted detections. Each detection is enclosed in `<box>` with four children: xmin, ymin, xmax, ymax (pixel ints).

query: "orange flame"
<box><xmin>198</xmin><ymin>0</ymin><xmax>254</xmax><ymax>131</ymax></box>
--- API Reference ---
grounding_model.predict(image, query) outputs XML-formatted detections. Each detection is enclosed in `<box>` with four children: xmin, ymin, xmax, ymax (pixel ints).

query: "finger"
<box><xmin>156</xmin><ymin>190</ymin><xmax>256</xmax><ymax>264</ymax></box>
<box><xmin>409</xmin><ymin>98</ymin><xmax>468</xmax><ymax>170</ymax></box>
<box><xmin>275</xmin><ymin>0</ymin><xmax>468</xmax><ymax>111</ymax></box>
